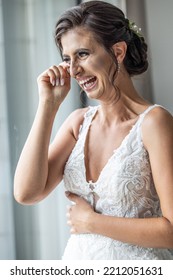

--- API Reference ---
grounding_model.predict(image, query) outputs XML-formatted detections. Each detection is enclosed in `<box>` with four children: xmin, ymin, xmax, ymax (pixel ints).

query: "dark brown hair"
<box><xmin>54</xmin><ymin>0</ymin><xmax>148</xmax><ymax>76</ymax></box>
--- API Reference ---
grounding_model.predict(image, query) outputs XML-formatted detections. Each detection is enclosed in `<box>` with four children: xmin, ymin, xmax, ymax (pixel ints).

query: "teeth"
<box><xmin>84</xmin><ymin>81</ymin><xmax>95</xmax><ymax>89</ymax></box>
<box><xmin>78</xmin><ymin>77</ymin><xmax>95</xmax><ymax>85</ymax></box>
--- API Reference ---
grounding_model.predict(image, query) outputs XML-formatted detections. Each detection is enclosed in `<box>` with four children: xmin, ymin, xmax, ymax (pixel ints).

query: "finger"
<box><xmin>47</xmin><ymin>65</ymin><xmax>70</xmax><ymax>87</ymax></box>
<box><xmin>67</xmin><ymin>67</ymin><xmax>70</xmax><ymax>74</ymax></box>
<box><xmin>65</xmin><ymin>192</ymin><xmax>81</xmax><ymax>203</ymax></box>
<box><xmin>66</xmin><ymin>212</ymin><xmax>70</xmax><ymax>218</ymax></box>
<box><xmin>49</xmin><ymin>66</ymin><xmax>61</xmax><ymax>86</ymax></box>
<box><xmin>48</xmin><ymin>65</ymin><xmax>65</xmax><ymax>86</ymax></box>
<box><xmin>67</xmin><ymin>220</ymin><xmax>72</xmax><ymax>226</ymax></box>
<box><xmin>37</xmin><ymin>68</ymin><xmax>56</xmax><ymax>86</ymax></box>
<box><xmin>53</xmin><ymin>65</ymin><xmax>68</xmax><ymax>86</ymax></box>
<box><xmin>66</xmin><ymin>205</ymin><xmax>71</xmax><ymax>211</ymax></box>
<box><xmin>46</xmin><ymin>68</ymin><xmax>59</xmax><ymax>86</ymax></box>
<box><xmin>70</xmin><ymin>227</ymin><xmax>77</xmax><ymax>234</ymax></box>
<box><xmin>57</xmin><ymin>65</ymin><xmax>69</xmax><ymax>86</ymax></box>
<box><xmin>59</xmin><ymin>61</ymin><xmax>70</xmax><ymax>72</ymax></box>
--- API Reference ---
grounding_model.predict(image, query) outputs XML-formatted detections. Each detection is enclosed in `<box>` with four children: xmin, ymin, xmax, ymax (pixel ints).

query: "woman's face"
<box><xmin>61</xmin><ymin>27</ymin><xmax>117</xmax><ymax>100</ymax></box>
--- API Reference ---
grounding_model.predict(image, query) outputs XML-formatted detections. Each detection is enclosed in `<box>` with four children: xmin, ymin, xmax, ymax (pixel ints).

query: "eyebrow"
<box><xmin>62</xmin><ymin>48</ymin><xmax>90</xmax><ymax>57</ymax></box>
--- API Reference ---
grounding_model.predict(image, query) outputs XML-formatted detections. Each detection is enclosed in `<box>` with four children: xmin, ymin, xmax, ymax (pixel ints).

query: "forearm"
<box><xmin>14</xmin><ymin>101</ymin><xmax>58</xmax><ymax>204</ymax></box>
<box><xmin>90</xmin><ymin>213</ymin><xmax>173</xmax><ymax>249</ymax></box>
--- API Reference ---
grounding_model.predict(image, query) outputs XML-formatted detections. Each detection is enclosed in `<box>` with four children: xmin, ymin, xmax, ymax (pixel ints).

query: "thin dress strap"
<box><xmin>137</xmin><ymin>104</ymin><xmax>165</xmax><ymax>140</ymax></box>
<box><xmin>138</xmin><ymin>104</ymin><xmax>165</xmax><ymax>124</ymax></box>
<box><xmin>78</xmin><ymin>106</ymin><xmax>99</xmax><ymax>140</ymax></box>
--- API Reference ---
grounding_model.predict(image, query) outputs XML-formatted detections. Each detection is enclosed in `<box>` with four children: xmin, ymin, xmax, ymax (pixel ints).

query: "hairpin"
<box><xmin>128</xmin><ymin>21</ymin><xmax>143</xmax><ymax>37</ymax></box>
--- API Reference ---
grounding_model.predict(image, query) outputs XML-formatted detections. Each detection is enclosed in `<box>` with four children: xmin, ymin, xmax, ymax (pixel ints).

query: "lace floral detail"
<box><xmin>62</xmin><ymin>105</ymin><xmax>173</xmax><ymax>260</ymax></box>
<box><xmin>62</xmin><ymin>234</ymin><xmax>173</xmax><ymax>260</ymax></box>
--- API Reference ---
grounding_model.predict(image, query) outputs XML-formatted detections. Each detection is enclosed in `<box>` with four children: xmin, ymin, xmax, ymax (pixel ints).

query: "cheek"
<box><xmin>88</xmin><ymin>57</ymin><xmax>107</xmax><ymax>71</ymax></box>
<box><xmin>87</xmin><ymin>56</ymin><xmax>114</xmax><ymax>80</ymax></box>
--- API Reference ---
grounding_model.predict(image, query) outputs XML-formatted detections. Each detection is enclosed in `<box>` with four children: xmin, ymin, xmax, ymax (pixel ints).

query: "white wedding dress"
<box><xmin>62</xmin><ymin>104</ymin><xmax>173</xmax><ymax>260</ymax></box>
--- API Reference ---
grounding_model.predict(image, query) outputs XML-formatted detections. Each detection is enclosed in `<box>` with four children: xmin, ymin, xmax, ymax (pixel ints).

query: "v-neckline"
<box><xmin>83</xmin><ymin>104</ymin><xmax>155</xmax><ymax>185</ymax></box>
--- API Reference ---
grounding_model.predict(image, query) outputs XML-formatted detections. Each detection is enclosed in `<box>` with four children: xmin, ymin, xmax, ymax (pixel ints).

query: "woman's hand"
<box><xmin>65</xmin><ymin>192</ymin><xmax>95</xmax><ymax>234</ymax></box>
<box><xmin>37</xmin><ymin>62</ymin><xmax>71</xmax><ymax>107</ymax></box>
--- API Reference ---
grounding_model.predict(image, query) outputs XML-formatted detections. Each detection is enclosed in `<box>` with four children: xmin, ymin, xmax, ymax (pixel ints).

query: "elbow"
<box><xmin>13</xmin><ymin>182</ymin><xmax>41</xmax><ymax>205</ymax></box>
<box><xmin>14</xmin><ymin>190</ymin><xmax>37</xmax><ymax>205</ymax></box>
<box><xmin>14</xmin><ymin>191</ymin><xmax>41</xmax><ymax>205</ymax></box>
<box><xmin>14</xmin><ymin>191</ymin><xmax>34</xmax><ymax>205</ymax></box>
<box><xmin>13</xmin><ymin>171</ymin><xmax>44</xmax><ymax>205</ymax></box>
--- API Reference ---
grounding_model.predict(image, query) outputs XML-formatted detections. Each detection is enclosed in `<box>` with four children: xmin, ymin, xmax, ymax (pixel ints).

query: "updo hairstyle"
<box><xmin>54</xmin><ymin>0</ymin><xmax>148</xmax><ymax>76</ymax></box>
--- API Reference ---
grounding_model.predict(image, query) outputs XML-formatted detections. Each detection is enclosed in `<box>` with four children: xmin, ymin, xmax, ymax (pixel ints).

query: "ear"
<box><xmin>112</xmin><ymin>41</ymin><xmax>127</xmax><ymax>63</ymax></box>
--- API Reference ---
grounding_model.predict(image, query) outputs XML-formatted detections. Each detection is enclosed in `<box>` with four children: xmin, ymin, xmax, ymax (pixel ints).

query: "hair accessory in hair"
<box><xmin>128</xmin><ymin>21</ymin><xmax>142</xmax><ymax>37</ymax></box>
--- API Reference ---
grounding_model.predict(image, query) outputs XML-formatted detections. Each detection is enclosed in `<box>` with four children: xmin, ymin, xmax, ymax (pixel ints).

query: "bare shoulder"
<box><xmin>68</xmin><ymin>106</ymin><xmax>89</xmax><ymax>121</ymax></box>
<box><xmin>142</xmin><ymin>106</ymin><xmax>173</xmax><ymax>131</ymax></box>
<box><xmin>142</xmin><ymin>106</ymin><xmax>173</xmax><ymax>149</ymax></box>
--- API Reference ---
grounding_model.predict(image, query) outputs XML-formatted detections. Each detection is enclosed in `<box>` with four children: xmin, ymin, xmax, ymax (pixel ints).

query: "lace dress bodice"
<box><xmin>62</xmin><ymin>105</ymin><xmax>173</xmax><ymax>260</ymax></box>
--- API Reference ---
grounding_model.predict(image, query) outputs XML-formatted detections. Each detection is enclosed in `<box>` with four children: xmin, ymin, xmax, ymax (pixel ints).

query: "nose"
<box><xmin>69</xmin><ymin>60</ymin><xmax>82</xmax><ymax>78</ymax></box>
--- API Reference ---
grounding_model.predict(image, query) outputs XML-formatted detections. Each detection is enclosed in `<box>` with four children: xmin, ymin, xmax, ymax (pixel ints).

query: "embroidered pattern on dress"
<box><xmin>62</xmin><ymin>105</ymin><xmax>173</xmax><ymax>260</ymax></box>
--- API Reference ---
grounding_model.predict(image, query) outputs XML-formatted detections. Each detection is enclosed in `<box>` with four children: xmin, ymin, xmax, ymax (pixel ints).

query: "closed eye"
<box><xmin>62</xmin><ymin>49</ymin><xmax>90</xmax><ymax>63</ymax></box>
<box><xmin>62</xmin><ymin>56</ymin><xmax>70</xmax><ymax>64</ymax></box>
<box><xmin>78</xmin><ymin>51</ymin><xmax>89</xmax><ymax>59</ymax></box>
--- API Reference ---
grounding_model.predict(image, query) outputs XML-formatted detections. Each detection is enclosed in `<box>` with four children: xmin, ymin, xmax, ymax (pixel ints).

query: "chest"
<box><xmin>64</xmin><ymin>130</ymin><xmax>157</xmax><ymax>217</ymax></box>
<box><xmin>84</xmin><ymin>122</ymin><xmax>135</xmax><ymax>182</ymax></box>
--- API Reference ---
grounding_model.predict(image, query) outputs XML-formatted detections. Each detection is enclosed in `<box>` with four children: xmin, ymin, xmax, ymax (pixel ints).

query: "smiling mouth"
<box><xmin>78</xmin><ymin>76</ymin><xmax>97</xmax><ymax>91</ymax></box>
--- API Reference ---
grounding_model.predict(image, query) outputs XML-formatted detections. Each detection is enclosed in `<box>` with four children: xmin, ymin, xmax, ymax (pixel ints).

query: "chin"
<box><xmin>84</xmin><ymin>84</ymin><xmax>104</xmax><ymax>99</ymax></box>
<box><xmin>85</xmin><ymin>90</ymin><xmax>103</xmax><ymax>101</ymax></box>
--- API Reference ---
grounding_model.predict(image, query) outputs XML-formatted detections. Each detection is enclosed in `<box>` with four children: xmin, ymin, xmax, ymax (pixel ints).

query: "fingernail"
<box><xmin>52</xmin><ymin>80</ymin><xmax>56</xmax><ymax>86</ymax></box>
<box><xmin>60</xmin><ymin>78</ymin><xmax>65</xmax><ymax>86</ymax></box>
<box><xmin>65</xmin><ymin>191</ymin><xmax>70</xmax><ymax>196</ymax></box>
<box><xmin>56</xmin><ymin>79</ymin><xmax>59</xmax><ymax>86</ymax></box>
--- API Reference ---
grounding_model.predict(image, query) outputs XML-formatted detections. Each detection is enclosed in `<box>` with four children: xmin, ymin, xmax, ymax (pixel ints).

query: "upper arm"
<box><xmin>142</xmin><ymin>107</ymin><xmax>173</xmax><ymax>223</ymax></box>
<box><xmin>41</xmin><ymin>107</ymin><xmax>88</xmax><ymax>199</ymax></box>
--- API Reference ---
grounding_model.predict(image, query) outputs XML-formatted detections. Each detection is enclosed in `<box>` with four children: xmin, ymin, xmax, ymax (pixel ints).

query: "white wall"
<box><xmin>145</xmin><ymin>0</ymin><xmax>173</xmax><ymax>113</ymax></box>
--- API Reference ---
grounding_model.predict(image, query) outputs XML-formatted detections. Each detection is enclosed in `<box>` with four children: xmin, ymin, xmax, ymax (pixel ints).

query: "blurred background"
<box><xmin>0</xmin><ymin>0</ymin><xmax>173</xmax><ymax>260</ymax></box>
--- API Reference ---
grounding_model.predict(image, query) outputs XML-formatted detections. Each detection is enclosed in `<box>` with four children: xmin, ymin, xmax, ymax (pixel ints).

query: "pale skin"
<box><xmin>14</xmin><ymin>27</ymin><xmax>173</xmax><ymax>249</ymax></box>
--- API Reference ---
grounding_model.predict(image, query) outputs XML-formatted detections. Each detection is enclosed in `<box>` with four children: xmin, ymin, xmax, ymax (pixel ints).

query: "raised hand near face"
<box><xmin>37</xmin><ymin>62</ymin><xmax>71</xmax><ymax>108</ymax></box>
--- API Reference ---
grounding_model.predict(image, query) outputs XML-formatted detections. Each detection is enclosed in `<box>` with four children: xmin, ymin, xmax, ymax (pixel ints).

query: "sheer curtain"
<box><xmin>1</xmin><ymin>0</ymin><xmax>78</xmax><ymax>260</ymax></box>
<box><xmin>0</xmin><ymin>0</ymin><xmax>16</xmax><ymax>260</ymax></box>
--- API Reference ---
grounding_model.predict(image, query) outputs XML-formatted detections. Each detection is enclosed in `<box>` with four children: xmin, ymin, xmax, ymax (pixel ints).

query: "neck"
<box><xmin>98</xmin><ymin>74</ymin><xmax>150</xmax><ymax>125</ymax></box>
